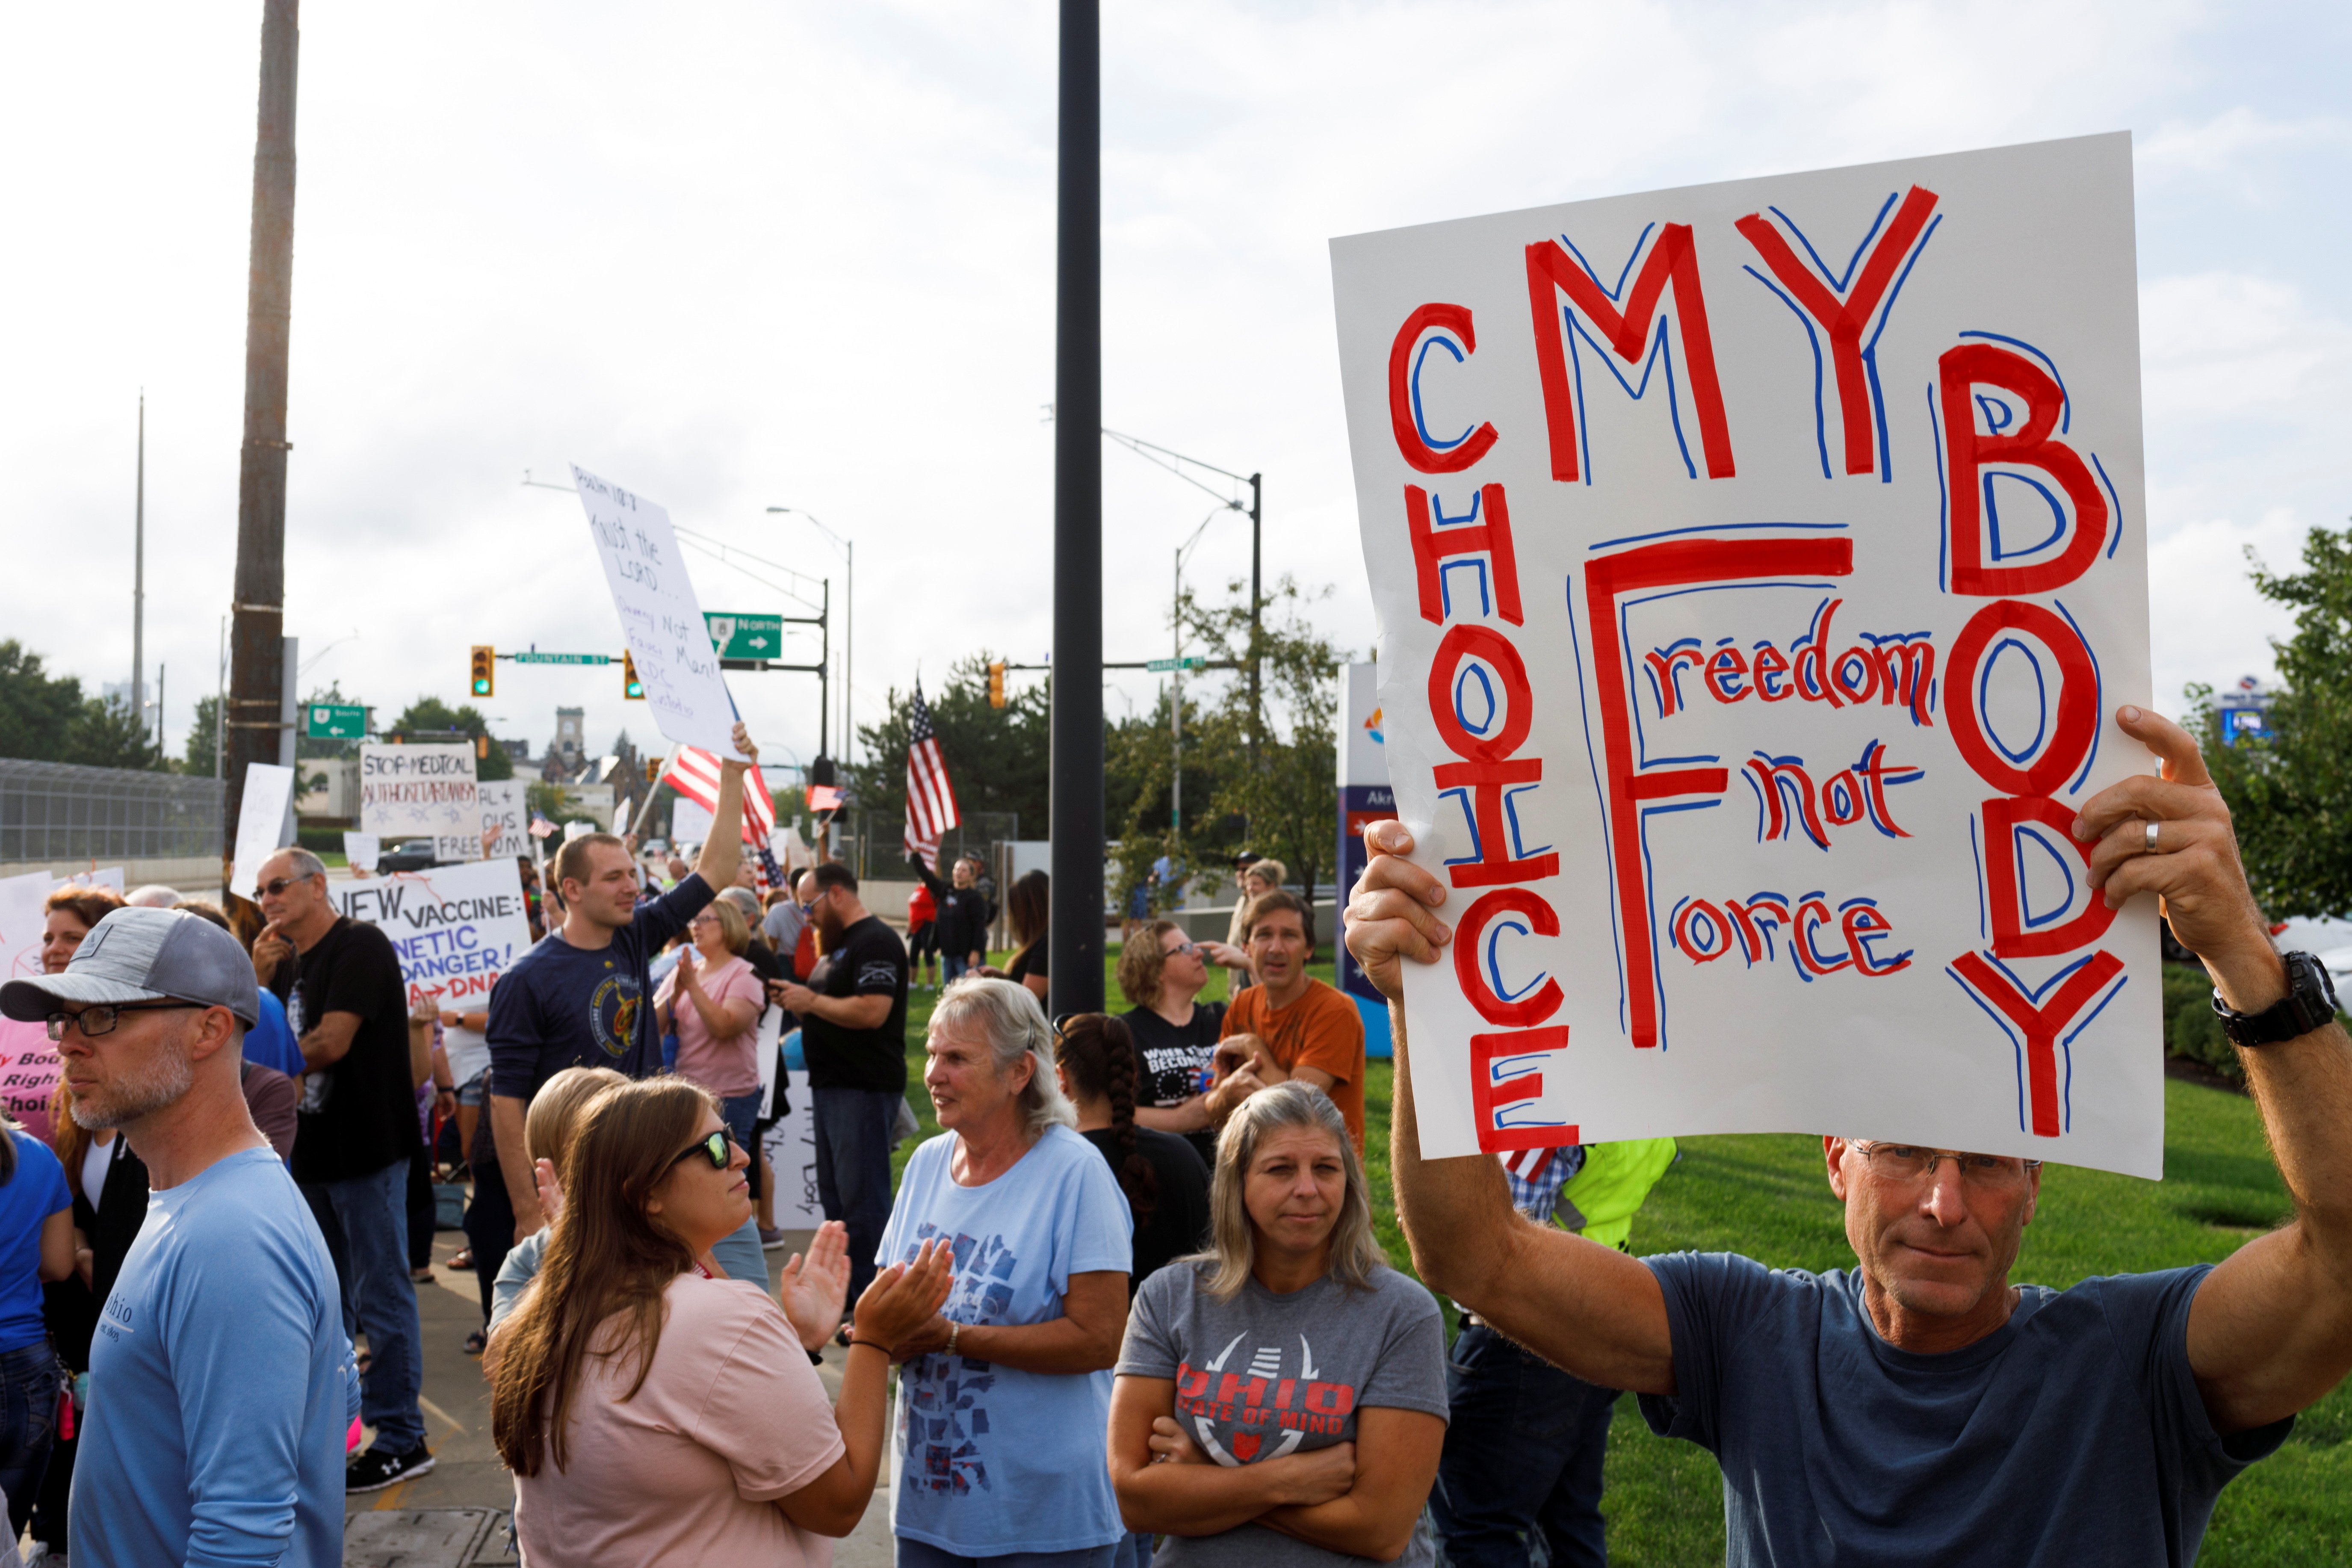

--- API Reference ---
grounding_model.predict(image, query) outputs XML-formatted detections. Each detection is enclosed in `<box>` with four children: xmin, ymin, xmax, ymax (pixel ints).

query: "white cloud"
<box><xmin>2144</xmin><ymin>508</ymin><xmax>2307</xmax><ymax>715</ymax></box>
<box><xmin>2138</xmin><ymin>106</ymin><xmax>2351</xmax><ymax>178</ymax></box>
<box><xmin>2139</xmin><ymin>272</ymin><xmax>2349</xmax><ymax>420</ymax></box>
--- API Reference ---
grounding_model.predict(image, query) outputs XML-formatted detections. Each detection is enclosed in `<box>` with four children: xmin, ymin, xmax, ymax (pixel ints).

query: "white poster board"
<box><xmin>329</xmin><ymin>859</ymin><xmax>533</xmax><ymax>1090</ymax></box>
<box><xmin>759</xmin><ymin>1067</ymin><xmax>826</xmax><ymax>1229</ymax></box>
<box><xmin>52</xmin><ymin>868</ymin><xmax>126</xmax><ymax>895</ymax></box>
<box><xmin>343</xmin><ymin>833</ymin><xmax>381</xmax><ymax>874</ymax></box>
<box><xmin>478</xmin><ymin>780</ymin><xmax>530</xmax><ymax>861</ymax></box>
<box><xmin>230</xmin><ymin>762</ymin><xmax>298</xmax><ymax>901</ymax></box>
<box><xmin>360</xmin><ymin>744</ymin><xmax>479</xmax><ymax>862</ymax></box>
<box><xmin>1330</xmin><ymin>133</ymin><xmax>2160</xmax><ymax>1175</ymax></box>
<box><xmin>670</xmin><ymin>797</ymin><xmax>714</xmax><ymax>852</ymax></box>
<box><xmin>571</xmin><ymin>465</ymin><xmax>748</xmax><ymax>759</ymax></box>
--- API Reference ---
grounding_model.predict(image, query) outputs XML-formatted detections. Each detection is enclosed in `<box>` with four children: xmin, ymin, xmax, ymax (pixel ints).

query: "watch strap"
<box><xmin>2212</xmin><ymin>951</ymin><xmax>2340</xmax><ymax>1047</ymax></box>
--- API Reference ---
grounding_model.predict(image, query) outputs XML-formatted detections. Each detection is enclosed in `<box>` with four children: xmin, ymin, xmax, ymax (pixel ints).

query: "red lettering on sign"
<box><xmin>1407</xmin><ymin>484</ymin><xmax>1523</xmax><ymax>626</ymax></box>
<box><xmin>1950</xmin><ymin>950</ymin><xmax>2125</xmax><ymax>1137</ymax></box>
<box><xmin>1468</xmin><ymin>1026</ymin><xmax>1577</xmax><ymax>1153</ymax></box>
<box><xmin>1389</xmin><ymin>304</ymin><xmax>1500</xmax><ymax>474</ymax></box>
<box><xmin>1981</xmin><ymin>794</ymin><xmax>2116</xmax><ymax>958</ymax></box>
<box><xmin>1945</xmin><ymin>599</ymin><xmax>2098</xmax><ymax>798</ymax></box>
<box><xmin>1939</xmin><ymin>343</ymin><xmax>2109</xmax><ymax>596</ymax></box>
<box><xmin>1453</xmin><ymin>887</ymin><xmax>1563</xmax><ymax>1028</ymax></box>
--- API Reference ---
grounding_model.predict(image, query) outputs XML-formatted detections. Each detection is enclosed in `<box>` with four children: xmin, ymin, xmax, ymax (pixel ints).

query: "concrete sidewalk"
<box><xmin>345</xmin><ymin>1227</ymin><xmax>897</xmax><ymax>1567</ymax></box>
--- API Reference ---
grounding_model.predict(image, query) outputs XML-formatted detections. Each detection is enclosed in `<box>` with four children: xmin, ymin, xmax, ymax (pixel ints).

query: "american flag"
<box><xmin>904</xmin><ymin>682</ymin><xmax>960</xmax><ymax>868</ymax></box>
<box><xmin>662</xmin><ymin>747</ymin><xmax>778</xmax><ymax>844</ymax></box>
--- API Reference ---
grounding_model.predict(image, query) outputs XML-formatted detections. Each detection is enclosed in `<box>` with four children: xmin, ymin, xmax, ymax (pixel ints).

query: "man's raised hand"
<box><xmin>2071</xmin><ymin>706</ymin><xmax>2281</xmax><ymax>1005</ymax></box>
<box><xmin>725</xmin><ymin>720</ymin><xmax>759</xmax><ymax>770</ymax></box>
<box><xmin>1341</xmin><ymin>821</ymin><xmax>1454</xmax><ymax>1003</ymax></box>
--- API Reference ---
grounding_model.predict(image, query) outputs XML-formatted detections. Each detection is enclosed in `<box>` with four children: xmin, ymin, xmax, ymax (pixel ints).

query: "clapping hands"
<box><xmin>779</xmin><ymin>1221</ymin><xmax>853</xmax><ymax>1350</ymax></box>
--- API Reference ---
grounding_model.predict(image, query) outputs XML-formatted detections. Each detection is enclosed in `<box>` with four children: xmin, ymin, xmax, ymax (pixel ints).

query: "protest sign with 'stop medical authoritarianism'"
<box><xmin>1331</xmin><ymin>133</ymin><xmax>2162</xmax><ymax>1177</ymax></box>
<box><xmin>572</xmin><ymin>466</ymin><xmax>748</xmax><ymax>759</ymax></box>
<box><xmin>360</xmin><ymin>744</ymin><xmax>479</xmax><ymax>862</ymax></box>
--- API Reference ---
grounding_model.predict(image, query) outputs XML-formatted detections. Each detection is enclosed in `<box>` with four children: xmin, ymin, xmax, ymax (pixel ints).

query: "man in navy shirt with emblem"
<box><xmin>1346</xmin><ymin>708</ymin><xmax>2352</xmax><ymax>1568</ymax></box>
<box><xmin>478</xmin><ymin>723</ymin><xmax>760</xmax><ymax>1282</ymax></box>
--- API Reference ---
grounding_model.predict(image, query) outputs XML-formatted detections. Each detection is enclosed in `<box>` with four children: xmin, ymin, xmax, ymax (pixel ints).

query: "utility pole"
<box><xmin>1048</xmin><ymin>0</ymin><xmax>1104</xmax><ymax>1015</ymax></box>
<box><xmin>223</xmin><ymin>0</ymin><xmax>299</xmax><ymax>875</ymax></box>
<box><xmin>132</xmin><ymin>393</ymin><xmax>146</xmax><ymax>750</ymax></box>
<box><xmin>1248</xmin><ymin>470</ymin><xmax>1262</xmax><ymax>769</ymax></box>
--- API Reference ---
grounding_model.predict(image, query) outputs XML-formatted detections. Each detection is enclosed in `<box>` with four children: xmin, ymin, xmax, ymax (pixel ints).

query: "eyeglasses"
<box><xmin>1849</xmin><ymin>1141</ymin><xmax>2040</xmax><ymax>1190</ymax></box>
<box><xmin>252</xmin><ymin>873</ymin><xmax>316</xmax><ymax>901</ymax></box>
<box><xmin>46</xmin><ymin>1002</ymin><xmax>205</xmax><ymax>1042</ymax></box>
<box><xmin>670</xmin><ymin>1129</ymin><xmax>739</xmax><ymax>1170</ymax></box>
<box><xmin>1161</xmin><ymin>940</ymin><xmax>1199</xmax><ymax>957</ymax></box>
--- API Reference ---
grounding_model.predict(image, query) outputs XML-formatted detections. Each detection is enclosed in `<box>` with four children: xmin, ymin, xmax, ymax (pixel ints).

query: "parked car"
<box><xmin>378</xmin><ymin>838</ymin><xmax>440</xmax><ymax>872</ymax></box>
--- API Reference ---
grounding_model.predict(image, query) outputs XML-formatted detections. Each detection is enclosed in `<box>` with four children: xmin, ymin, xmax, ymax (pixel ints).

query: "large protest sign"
<box><xmin>230</xmin><ymin>762</ymin><xmax>297</xmax><ymax>899</ymax></box>
<box><xmin>0</xmin><ymin>871</ymin><xmax>58</xmax><ymax>1140</ymax></box>
<box><xmin>330</xmin><ymin>859</ymin><xmax>533</xmax><ymax>1089</ymax></box>
<box><xmin>360</xmin><ymin>744</ymin><xmax>479</xmax><ymax>863</ymax></box>
<box><xmin>1331</xmin><ymin>134</ymin><xmax>2160</xmax><ymax>1176</ymax></box>
<box><xmin>572</xmin><ymin>466</ymin><xmax>748</xmax><ymax>759</ymax></box>
<box><xmin>759</xmin><ymin>1065</ymin><xmax>827</xmax><ymax>1230</ymax></box>
<box><xmin>478</xmin><ymin>780</ymin><xmax>530</xmax><ymax>861</ymax></box>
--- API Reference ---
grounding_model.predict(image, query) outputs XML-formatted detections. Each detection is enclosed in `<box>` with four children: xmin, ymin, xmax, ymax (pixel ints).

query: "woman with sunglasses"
<box><xmin>493</xmin><ymin>1078</ymin><xmax>951</xmax><ymax>1565</ymax></box>
<box><xmin>653</xmin><ymin>897</ymin><xmax>766</xmax><ymax>1154</ymax></box>
<box><xmin>1117</xmin><ymin>921</ymin><xmax>1245</xmax><ymax>1166</ymax></box>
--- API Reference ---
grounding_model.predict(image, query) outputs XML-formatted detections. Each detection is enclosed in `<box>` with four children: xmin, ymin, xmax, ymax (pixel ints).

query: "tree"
<box><xmin>385</xmin><ymin>696</ymin><xmax>514</xmax><ymax>780</ymax></box>
<box><xmin>2197</xmin><ymin>521</ymin><xmax>2352</xmax><ymax>919</ymax></box>
<box><xmin>62</xmin><ymin>694</ymin><xmax>163</xmax><ymax>771</ymax></box>
<box><xmin>1107</xmin><ymin>577</ymin><xmax>1341</xmax><ymax>917</ymax></box>
<box><xmin>183</xmin><ymin>692</ymin><xmax>223</xmax><ymax>776</ymax></box>
<box><xmin>0</xmin><ymin>641</ymin><xmax>85</xmax><ymax>761</ymax></box>
<box><xmin>849</xmin><ymin>653</ymin><xmax>1052</xmax><ymax>860</ymax></box>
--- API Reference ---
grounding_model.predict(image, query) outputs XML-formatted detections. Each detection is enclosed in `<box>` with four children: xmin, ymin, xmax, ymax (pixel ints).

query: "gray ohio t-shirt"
<box><xmin>1117</xmin><ymin>1260</ymin><xmax>1449</xmax><ymax>1567</ymax></box>
<box><xmin>1641</xmin><ymin>1254</ymin><xmax>2293</xmax><ymax>1567</ymax></box>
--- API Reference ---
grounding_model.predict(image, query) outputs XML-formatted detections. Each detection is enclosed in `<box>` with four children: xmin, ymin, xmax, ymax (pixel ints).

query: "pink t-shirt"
<box><xmin>656</xmin><ymin>952</ymin><xmax>766</xmax><ymax>1097</ymax></box>
<box><xmin>513</xmin><ymin>1273</ymin><xmax>844</xmax><ymax>1568</ymax></box>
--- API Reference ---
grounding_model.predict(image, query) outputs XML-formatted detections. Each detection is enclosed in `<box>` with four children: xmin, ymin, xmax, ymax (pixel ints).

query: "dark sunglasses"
<box><xmin>252</xmin><ymin>872</ymin><xmax>316</xmax><ymax>901</ymax></box>
<box><xmin>670</xmin><ymin>1129</ymin><xmax>739</xmax><ymax>1169</ymax></box>
<box><xmin>47</xmin><ymin>1002</ymin><xmax>205</xmax><ymax>1042</ymax></box>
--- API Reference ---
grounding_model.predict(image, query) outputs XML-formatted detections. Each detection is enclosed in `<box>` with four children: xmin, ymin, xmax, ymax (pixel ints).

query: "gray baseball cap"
<box><xmin>0</xmin><ymin>906</ymin><xmax>260</xmax><ymax>1029</ymax></box>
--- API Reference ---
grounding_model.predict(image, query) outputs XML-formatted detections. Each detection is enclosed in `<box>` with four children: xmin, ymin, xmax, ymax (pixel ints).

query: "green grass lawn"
<box><xmin>893</xmin><ymin>954</ymin><xmax>2349</xmax><ymax>1564</ymax></box>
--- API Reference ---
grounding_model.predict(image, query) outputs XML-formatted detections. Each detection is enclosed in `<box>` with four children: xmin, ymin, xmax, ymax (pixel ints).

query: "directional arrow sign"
<box><xmin>705</xmin><ymin>611</ymin><xmax>786</xmax><ymax>661</ymax></box>
<box><xmin>1145</xmin><ymin>656</ymin><xmax>1207</xmax><ymax>673</ymax></box>
<box><xmin>305</xmin><ymin>703</ymin><xmax>368</xmax><ymax>740</ymax></box>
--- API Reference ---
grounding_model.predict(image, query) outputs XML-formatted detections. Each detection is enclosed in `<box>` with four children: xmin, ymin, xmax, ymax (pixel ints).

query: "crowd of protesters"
<box><xmin>2</xmin><ymin>708</ymin><xmax>2348</xmax><ymax>1567</ymax></box>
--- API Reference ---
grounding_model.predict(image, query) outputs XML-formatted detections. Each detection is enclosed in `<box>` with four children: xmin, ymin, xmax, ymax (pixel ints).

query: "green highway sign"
<box><xmin>1145</xmin><ymin>656</ymin><xmax>1206</xmax><ymax>673</ymax></box>
<box><xmin>509</xmin><ymin>651</ymin><xmax>614</xmax><ymax>666</ymax></box>
<box><xmin>705</xmin><ymin>611</ymin><xmax>786</xmax><ymax>661</ymax></box>
<box><xmin>304</xmin><ymin>703</ymin><xmax>367</xmax><ymax>740</ymax></box>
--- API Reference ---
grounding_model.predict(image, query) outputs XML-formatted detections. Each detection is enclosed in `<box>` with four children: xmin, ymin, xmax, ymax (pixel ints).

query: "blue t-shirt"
<box><xmin>0</xmin><ymin>1131</ymin><xmax>71</xmax><ymax>1354</ymax></box>
<box><xmin>74</xmin><ymin>1146</ymin><xmax>358</xmax><ymax>1568</ymax></box>
<box><xmin>486</xmin><ymin>875</ymin><xmax>712</xmax><ymax>1101</ymax></box>
<box><xmin>244</xmin><ymin>988</ymin><xmax>306</xmax><ymax>1079</ymax></box>
<box><xmin>1640</xmin><ymin>1252</ymin><xmax>2294</xmax><ymax>1567</ymax></box>
<box><xmin>880</xmin><ymin>1122</ymin><xmax>1133</xmax><ymax>1554</ymax></box>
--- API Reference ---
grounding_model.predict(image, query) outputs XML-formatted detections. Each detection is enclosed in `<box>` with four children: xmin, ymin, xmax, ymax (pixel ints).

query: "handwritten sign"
<box><xmin>360</xmin><ymin>744</ymin><xmax>479</xmax><ymax>861</ymax></box>
<box><xmin>1331</xmin><ymin>134</ymin><xmax>2160</xmax><ymax>1176</ymax></box>
<box><xmin>477</xmin><ymin>781</ymin><xmax>530</xmax><ymax>861</ymax></box>
<box><xmin>330</xmin><ymin>859</ymin><xmax>533</xmax><ymax>1088</ymax></box>
<box><xmin>759</xmin><ymin>1062</ymin><xmax>826</xmax><ymax>1229</ymax></box>
<box><xmin>0</xmin><ymin>871</ymin><xmax>57</xmax><ymax>1140</ymax></box>
<box><xmin>572</xmin><ymin>466</ymin><xmax>746</xmax><ymax>758</ymax></box>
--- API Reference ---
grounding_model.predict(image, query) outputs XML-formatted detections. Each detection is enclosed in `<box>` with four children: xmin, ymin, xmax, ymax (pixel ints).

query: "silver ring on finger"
<box><xmin>2144</xmin><ymin>819</ymin><xmax>2161</xmax><ymax>855</ymax></box>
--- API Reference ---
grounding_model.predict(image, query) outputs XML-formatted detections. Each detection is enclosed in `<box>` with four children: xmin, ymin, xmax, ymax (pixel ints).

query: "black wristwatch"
<box><xmin>2211</xmin><ymin>951</ymin><xmax>2341</xmax><ymax>1047</ymax></box>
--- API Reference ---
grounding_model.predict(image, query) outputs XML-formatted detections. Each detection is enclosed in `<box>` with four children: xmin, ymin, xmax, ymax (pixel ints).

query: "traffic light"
<box><xmin>644</xmin><ymin>755</ymin><xmax>661</xmax><ymax>783</ymax></box>
<box><xmin>622</xmin><ymin>650</ymin><xmax>644</xmax><ymax>700</ymax></box>
<box><xmin>475</xmin><ymin>735</ymin><xmax>489</xmax><ymax>760</ymax></box>
<box><xmin>470</xmin><ymin>645</ymin><xmax>495</xmax><ymax>698</ymax></box>
<box><xmin>988</xmin><ymin>660</ymin><xmax>1006</xmax><ymax>709</ymax></box>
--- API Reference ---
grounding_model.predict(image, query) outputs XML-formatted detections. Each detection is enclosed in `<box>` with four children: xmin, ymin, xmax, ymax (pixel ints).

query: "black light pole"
<box><xmin>1048</xmin><ymin>0</ymin><xmax>1103</xmax><ymax>1015</ymax></box>
<box><xmin>224</xmin><ymin>0</ymin><xmax>299</xmax><ymax>888</ymax></box>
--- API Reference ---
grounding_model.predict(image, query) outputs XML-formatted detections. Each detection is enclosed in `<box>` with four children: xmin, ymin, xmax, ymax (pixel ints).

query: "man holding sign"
<box><xmin>1347</xmin><ymin>708</ymin><xmax>2352</xmax><ymax>1565</ymax></box>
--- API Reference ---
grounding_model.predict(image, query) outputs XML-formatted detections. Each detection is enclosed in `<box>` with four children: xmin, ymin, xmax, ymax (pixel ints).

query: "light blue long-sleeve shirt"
<box><xmin>74</xmin><ymin>1145</ymin><xmax>357</xmax><ymax>1568</ymax></box>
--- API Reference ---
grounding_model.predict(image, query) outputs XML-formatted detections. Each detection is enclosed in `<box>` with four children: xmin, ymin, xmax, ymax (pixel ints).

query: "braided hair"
<box><xmin>1057</xmin><ymin>1013</ymin><xmax>1158</xmax><ymax>1229</ymax></box>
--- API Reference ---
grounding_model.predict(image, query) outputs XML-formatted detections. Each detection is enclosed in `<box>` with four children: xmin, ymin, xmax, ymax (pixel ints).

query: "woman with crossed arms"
<box><xmin>1109</xmin><ymin>1081</ymin><xmax>1449</xmax><ymax>1565</ymax></box>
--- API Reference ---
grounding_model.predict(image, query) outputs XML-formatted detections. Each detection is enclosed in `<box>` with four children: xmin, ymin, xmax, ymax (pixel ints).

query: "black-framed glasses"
<box><xmin>670</xmin><ymin>1129</ymin><xmax>738</xmax><ymax>1169</ymax></box>
<box><xmin>1850</xmin><ymin>1140</ymin><xmax>2041</xmax><ymax>1190</ymax></box>
<box><xmin>47</xmin><ymin>1002</ymin><xmax>204</xmax><ymax>1042</ymax></box>
<box><xmin>252</xmin><ymin>872</ymin><xmax>316</xmax><ymax>901</ymax></box>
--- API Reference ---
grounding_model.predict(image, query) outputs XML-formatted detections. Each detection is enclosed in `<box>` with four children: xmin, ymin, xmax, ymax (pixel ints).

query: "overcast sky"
<box><xmin>4</xmin><ymin>0</ymin><xmax>2346</xmax><ymax>781</ymax></box>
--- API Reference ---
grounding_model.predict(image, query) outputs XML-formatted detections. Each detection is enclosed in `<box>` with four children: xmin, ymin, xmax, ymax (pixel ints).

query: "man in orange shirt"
<box><xmin>1210</xmin><ymin>889</ymin><xmax>1367</xmax><ymax>1151</ymax></box>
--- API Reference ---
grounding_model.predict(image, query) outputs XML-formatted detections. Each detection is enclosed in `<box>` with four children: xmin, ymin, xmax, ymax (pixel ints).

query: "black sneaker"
<box><xmin>346</xmin><ymin>1444</ymin><xmax>435</xmax><ymax>1493</ymax></box>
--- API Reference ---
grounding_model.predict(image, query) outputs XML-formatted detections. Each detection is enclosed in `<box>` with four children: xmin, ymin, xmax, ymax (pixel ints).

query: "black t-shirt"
<box><xmin>802</xmin><ymin>915</ymin><xmax>908</xmax><ymax>1094</ymax></box>
<box><xmin>485</xmin><ymin>874</ymin><xmax>712</xmax><ymax>1106</ymax></box>
<box><xmin>1122</xmin><ymin>1002</ymin><xmax>1225</xmax><ymax>1166</ymax></box>
<box><xmin>273</xmin><ymin>916</ymin><xmax>416</xmax><ymax>1184</ymax></box>
<box><xmin>1081</xmin><ymin>1125</ymin><xmax>1212</xmax><ymax>1293</ymax></box>
<box><xmin>1008</xmin><ymin>938</ymin><xmax>1048</xmax><ymax>983</ymax></box>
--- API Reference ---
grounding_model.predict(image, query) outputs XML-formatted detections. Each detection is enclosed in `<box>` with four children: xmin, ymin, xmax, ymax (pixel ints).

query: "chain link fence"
<box><xmin>0</xmin><ymin>759</ymin><xmax>224</xmax><ymax>864</ymax></box>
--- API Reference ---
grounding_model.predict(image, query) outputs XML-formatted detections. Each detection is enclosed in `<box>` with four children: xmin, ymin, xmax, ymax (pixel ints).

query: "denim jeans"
<box><xmin>303</xmin><ymin>1156</ymin><xmax>427</xmax><ymax>1453</ymax></box>
<box><xmin>942</xmin><ymin>955</ymin><xmax>972</xmax><ymax>984</ymax></box>
<box><xmin>813</xmin><ymin>1086</ymin><xmax>899</xmax><ymax>1306</ymax></box>
<box><xmin>1430</xmin><ymin>1323</ymin><xmax>1618</xmax><ymax>1568</ymax></box>
<box><xmin>896</xmin><ymin>1540</ymin><xmax>1116</xmax><ymax>1568</ymax></box>
<box><xmin>720</xmin><ymin>1090</ymin><xmax>764</xmax><ymax>1202</ymax></box>
<box><xmin>0</xmin><ymin>1341</ymin><xmax>60</xmax><ymax>1538</ymax></box>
